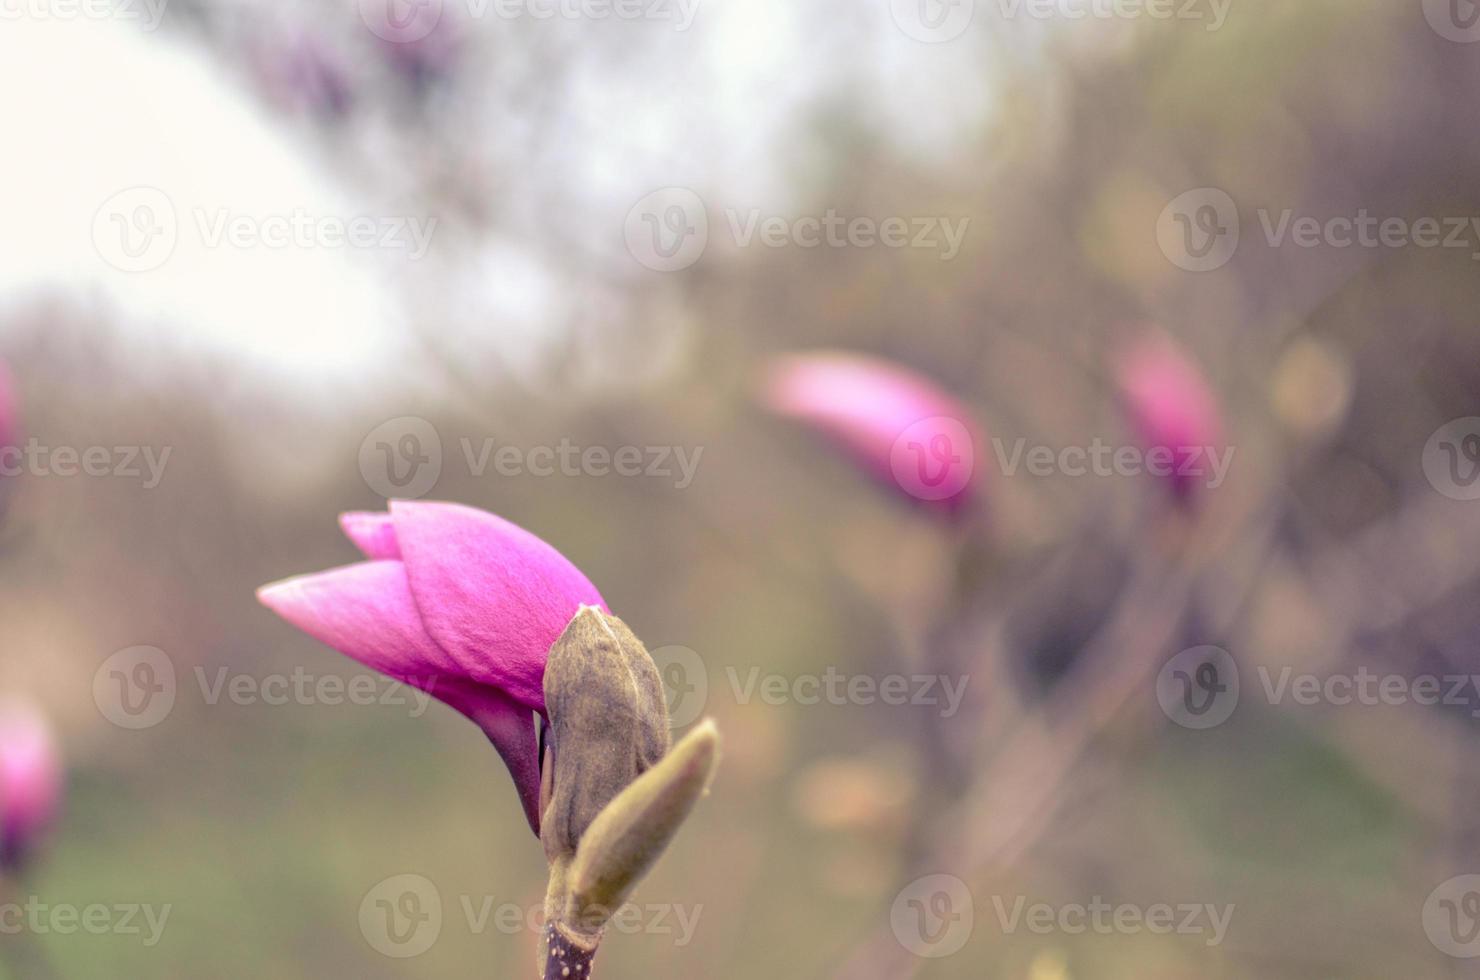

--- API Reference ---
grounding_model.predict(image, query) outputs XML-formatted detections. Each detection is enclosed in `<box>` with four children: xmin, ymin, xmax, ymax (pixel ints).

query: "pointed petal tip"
<box><xmin>255</xmin><ymin>575</ymin><xmax>303</xmax><ymax>610</ymax></box>
<box><xmin>254</xmin><ymin>571</ymin><xmax>344</xmax><ymax>629</ymax></box>
<box><xmin>338</xmin><ymin>510</ymin><xmax>401</xmax><ymax>560</ymax></box>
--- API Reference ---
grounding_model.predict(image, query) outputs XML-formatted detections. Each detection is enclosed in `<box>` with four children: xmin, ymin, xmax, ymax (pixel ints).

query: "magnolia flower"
<box><xmin>260</xmin><ymin>502</ymin><xmax>721</xmax><ymax>979</ymax></box>
<box><xmin>1113</xmin><ymin>332</ymin><xmax>1223</xmax><ymax>502</ymax></box>
<box><xmin>257</xmin><ymin>501</ymin><xmax>606</xmax><ymax>833</ymax></box>
<box><xmin>761</xmin><ymin>351</ymin><xmax>982</xmax><ymax>515</ymax></box>
<box><xmin>263</xmin><ymin>503</ymin><xmax>725</xmax><ymax>977</ymax></box>
<box><xmin>0</xmin><ymin>702</ymin><xmax>61</xmax><ymax>873</ymax></box>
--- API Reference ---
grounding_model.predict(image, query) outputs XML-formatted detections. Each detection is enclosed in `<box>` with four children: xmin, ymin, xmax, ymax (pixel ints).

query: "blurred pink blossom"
<box><xmin>1113</xmin><ymin>332</ymin><xmax>1224</xmax><ymax>502</ymax></box>
<box><xmin>250</xmin><ymin>31</ymin><xmax>354</xmax><ymax>118</ymax></box>
<box><xmin>257</xmin><ymin>501</ymin><xmax>606</xmax><ymax>833</ymax></box>
<box><xmin>761</xmin><ymin>351</ymin><xmax>982</xmax><ymax>515</ymax></box>
<box><xmin>0</xmin><ymin>361</ymin><xmax>20</xmax><ymax>459</ymax></box>
<box><xmin>366</xmin><ymin>2</ymin><xmax>463</xmax><ymax>88</ymax></box>
<box><xmin>0</xmin><ymin>702</ymin><xmax>61</xmax><ymax>873</ymax></box>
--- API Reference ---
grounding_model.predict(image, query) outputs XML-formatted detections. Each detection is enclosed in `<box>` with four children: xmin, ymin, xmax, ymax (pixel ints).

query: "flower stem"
<box><xmin>543</xmin><ymin>921</ymin><xmax>599</xmax><ymax>980</ymax></box>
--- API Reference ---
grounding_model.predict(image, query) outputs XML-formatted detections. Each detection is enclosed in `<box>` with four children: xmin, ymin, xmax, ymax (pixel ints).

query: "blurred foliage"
<box><xmin>3</xmin><ymin>0</ymin><xmax>1480</xmax><ymax>977</ymax></box>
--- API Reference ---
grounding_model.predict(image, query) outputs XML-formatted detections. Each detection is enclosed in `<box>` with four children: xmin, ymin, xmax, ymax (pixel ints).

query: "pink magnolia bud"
<box><xmin>258</xmin><ymin>501</ymin><xmax>606</xmax><ymax>835</ymax></box>
<box><xmin>761</xmin><ymin>351</ymin><xmax>982</xmax><ymax>516</ymax></box>
<box><xmin>1113</xmin><ymin>332</ymin><xmax>1224</xmax><ymax>502</ymax></box>
<box><xmin>0</xmin><ymin>702</ymin><xmax>62</xmax><ymax>873</ymax></box>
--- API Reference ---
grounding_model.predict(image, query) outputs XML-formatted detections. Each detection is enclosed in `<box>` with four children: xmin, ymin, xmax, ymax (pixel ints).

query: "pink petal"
<box><xmin>390</xmin><ymin>500</ymin><xmax>607</xmax><ymax>711</ymax></box>
<box><xmin>452</xmin><ymin>685</ymin><xmax>541</xmax><ymax>834</ymax></box>
<box><xmin>257</xmin><ymin>560</ymin><xmax>457</xmax><ymax>682</ymax></box>
<box><xmin>0</xmin><ymin>361</ymin><xmax>20</xmax><ymax>453</ymax></box>
<box><xmin>258</xmin><ymin>561</ymin><xmax>543</xmax><ymax>831</ymax></box>
<box><xmin>1114</xmin><ymin>333</ymin><xmax>1223</xmax><ymax>501</ymax></box>
<box><xmin>339</xmin><ymin>511</ymin><xmax>401</xmax><ymax>559</ymax></box>
<box><xmin>762</xmin><ymin>351</ymin><xmax>981</xmax><ymax>513</ymax></box>
<box><xmin>0</xmin><ymin>703</ymin><xmax>60</xmax><ymax>870</ymax></box>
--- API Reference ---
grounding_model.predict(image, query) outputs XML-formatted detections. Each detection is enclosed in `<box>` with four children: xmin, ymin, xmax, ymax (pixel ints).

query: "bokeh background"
<box><xmin>4</xmin><ymin>0</ymin><xmax>1480</xmax><ymax>976</ymax></box>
